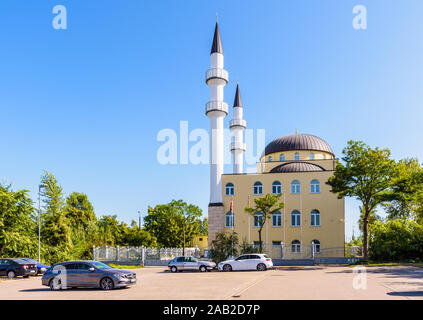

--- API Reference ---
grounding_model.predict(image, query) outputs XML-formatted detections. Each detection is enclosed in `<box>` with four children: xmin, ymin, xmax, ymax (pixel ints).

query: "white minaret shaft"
<box><xmin>206</xmin><ymin>21</ymin><xmax>228</xmax><ymax>204</ymax></box>
<box><xmin>230</xmin><ymin>83</ymin><xmax>246</xmax><ymax>174</ymax></box>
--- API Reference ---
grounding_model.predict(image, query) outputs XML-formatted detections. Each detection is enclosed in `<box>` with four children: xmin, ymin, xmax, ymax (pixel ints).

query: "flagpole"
<box><xmin>300</xmin><ymin>186</ymin><xmax>303</xmax><ymax>254</ymax></box>
<box><xmin>248</xmin><ymin>195</ymin><xmax>251</xmax><ymax>243</ymax></box>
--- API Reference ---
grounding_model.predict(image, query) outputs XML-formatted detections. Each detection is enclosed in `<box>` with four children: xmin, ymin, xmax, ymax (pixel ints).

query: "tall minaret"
<box><xmin>206</xmin><ymin>19</ymin><xmax>228</xmax><ymax>242</ymax></box>
<box><xmin>230</xmin><ymin>82</ymin><xmax>246</xmax><ymax>173</ymax></box>
<box><xmin>205</xmin><ymin>19</ymin><xmax>228</xmax><ymax>205</ymax></box>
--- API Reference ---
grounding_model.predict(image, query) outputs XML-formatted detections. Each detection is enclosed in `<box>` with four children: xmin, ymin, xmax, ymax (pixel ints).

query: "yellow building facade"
<box><xmin>204</xmin><ymin>21</ymin><xmax>344</xmax><ymax>259</ymax></box>
<box><xmin>217</xmin><ymin>136</ymin><xmax>345</xmax><ymax>259</ymax></box>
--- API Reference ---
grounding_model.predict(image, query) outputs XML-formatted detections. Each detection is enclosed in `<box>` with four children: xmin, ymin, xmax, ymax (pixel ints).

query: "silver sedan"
<box><xmin>168</xmin><ymin>256</ymin><xmax>216</xmax><ymax>272</ymax></box>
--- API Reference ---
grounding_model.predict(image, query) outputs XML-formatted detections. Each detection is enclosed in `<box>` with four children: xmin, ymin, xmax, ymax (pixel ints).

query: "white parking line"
<box><xmin>224</xmin><ymin>271</ymin><xmax>273</xmax><ymax>300</ymax></box>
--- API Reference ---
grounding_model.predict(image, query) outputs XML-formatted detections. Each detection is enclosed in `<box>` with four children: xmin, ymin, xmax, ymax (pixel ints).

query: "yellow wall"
<box><xmin>221</xmin><ymin>169</ymin><xmax>345</xmax><ymax>257</ymax></box>
<box><xmin>257</xmin><ymin>150</ymin><xmax>335</xmax><ymax>173</ymax></box>
<box><xmin>192</xmin><ymin>235</ymin><xmax>208</xmax><ymax>251</ymax></box>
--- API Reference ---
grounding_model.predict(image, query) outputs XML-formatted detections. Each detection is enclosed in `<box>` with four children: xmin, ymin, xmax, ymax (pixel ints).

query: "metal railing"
<box><xmin>230</xmin><ymin>141</ymin><xmax>246</xmax><ymax>151</ymax></box>
<box><xmin>93</xmin><ymin>246</ymin><xmax>202</xmax><ymax>266</ymax></box>
<box><xmin>205</xmin><ymin>100</ymin><xmax>228</xmax><ymax>115</ymax></box>
<box><xmin>229</xmin><ymin>119</ymin><xmax>247</xmax><ymax>128</ymax></box>
<box><xmin>205</xmin><ymin>68</ymin><xmax>229</xmax><ymax>83</ymax></box>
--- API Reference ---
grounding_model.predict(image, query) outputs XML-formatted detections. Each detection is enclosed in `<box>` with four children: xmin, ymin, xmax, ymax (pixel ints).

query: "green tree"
<box><xmin>244</xmin><ymin>194</ymin><xmax>284</xmax><ymax>253</ymax></box>
<box><xmin>370</xmin><ymin>219</ymin><xmax>423</xmax><ymax>261</ymax></box>
<box><xmin>40</xmin><ymin>171</ymin><xmax>72</xmax><ymax>263</ymax></box>
<box><xmin>384</xmin><ymin>158</ymin><xmax>423</xmax><ymax>222</ymax></box>
<box><xmin>144</xmin><ymin>200</ymin><xmax>203</xmax><ymax>248</ymax></box>
<box><xmin>121</xmin><ymin>220</ymin><xmax>157</xmax><ymax>247</ymax></box>
<box><xmin>0</xmin><ymin>184</ymin><xmax>37</xmax><ymax>258</ymax></box>
<box><xmin>97</xmin><ymin>215</ymin><xmax>123</xmax><ymax>246</ymax></box>
<box><xmin>200</xmin><ymin>217</ymin><xmax>208</xmax><ymax>235</ymax></box>
<box><xmin>64</xmin><ymin>192</ymin><xmax>97</xmax><ymax>228</ymax></box>
<box><xmin>209</xmin><ymin>231</ymin><xmax>239</xmax><ymax>263</ymax></box>
<box><xmin>326</xmin><ymin>141</ymin><xmax>396</xmax><ymax>259</ymax></box>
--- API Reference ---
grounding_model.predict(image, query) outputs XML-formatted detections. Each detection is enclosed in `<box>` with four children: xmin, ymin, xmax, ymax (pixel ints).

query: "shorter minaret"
<box><xmin>230</xmin><ymin>82</ymin><xmax>246</xmax><ymax>174</ymax></box>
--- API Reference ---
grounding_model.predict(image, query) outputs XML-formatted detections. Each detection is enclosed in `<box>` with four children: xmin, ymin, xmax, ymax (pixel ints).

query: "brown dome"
<box><xmin>269</xmin><ymin>162</ymin><xmax>325</xmax><ymax>173</ymax></box>
<box><xmin>264</xmin><ymin>134</ymin><xmax>334</xmax><ymax>156</ymax></box>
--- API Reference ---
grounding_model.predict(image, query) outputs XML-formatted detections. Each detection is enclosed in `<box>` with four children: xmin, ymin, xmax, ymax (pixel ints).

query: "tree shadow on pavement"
<box><xmin>387</xmin><ymin>291</ymin><xmax>423</xmax><ymax>297</ymax></box>
<box><xmin>325</xmin><ymin>266</ymin><xmax>423</xmax><ymax>280</ymax></box>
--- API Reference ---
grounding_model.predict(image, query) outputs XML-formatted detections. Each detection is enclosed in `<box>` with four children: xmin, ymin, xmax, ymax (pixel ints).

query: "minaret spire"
<box><xmin>211</xmin><ymin>20</ymin><xmax>223</xmax><ymax>55</ymax></box>
<box><xmin>205</xmin><ymin>18</ymin><xmax>228</xmax><ymax>205</ymax></box>
<box><xmin>230</xmin><ymin>81</ymin><xmax>246</xmax><ymax>174</ymax></box>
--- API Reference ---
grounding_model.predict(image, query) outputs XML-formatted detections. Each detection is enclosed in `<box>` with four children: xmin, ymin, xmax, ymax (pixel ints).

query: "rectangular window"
<box><xmin>272</xmin><ymin>241</ymin><xmax>282</xmax><ymax>246</ymax></box>
<box><xmin>272</xmin><ymin>214</ymin><xmax>281</xmax><ymax>227</ymax></box>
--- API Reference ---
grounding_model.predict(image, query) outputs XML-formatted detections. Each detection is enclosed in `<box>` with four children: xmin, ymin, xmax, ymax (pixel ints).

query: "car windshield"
<box><xmin>23</xmin><ymin>259</ymin><xmax>38</xmax><ymax>264</ymax></box>
<box><xmin>91</xmin><ymin>262</ymin><xmax>113</xmax><ymax>270</ymax></box>
<box><xmin>13</xmin><ymin>259</ymin><xmax>31</xmax><ymax>264</ymax></box>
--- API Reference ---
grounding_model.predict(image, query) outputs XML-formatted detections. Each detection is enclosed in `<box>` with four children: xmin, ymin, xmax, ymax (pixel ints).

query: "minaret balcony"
<box><xmin>205</xmin><ymin>101</ymin><xmax>228</xmax><ymax>116</ymax></box>
<box><xmin>230</xmin><ymin>141</ymin><xmax>246</xmax><ymax>152</ymax></box>
<box><xmin>229</xmin><ymin>119</ymin><xmax>246</xmax><ymax>129</ymax></box>
<box><xmin>205</xmin><ymin>68</ymin><xmax>229</xmax><ymax>84</ymax></box>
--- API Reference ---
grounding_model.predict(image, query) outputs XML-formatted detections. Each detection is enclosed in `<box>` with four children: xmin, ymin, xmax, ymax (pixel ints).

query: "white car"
<box><xmin>218</xmin><ymin>254</ymin><xmax>273</xmax><ymax>272</ymax></box>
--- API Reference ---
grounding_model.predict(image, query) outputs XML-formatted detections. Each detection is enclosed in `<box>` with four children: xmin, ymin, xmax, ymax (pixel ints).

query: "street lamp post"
<box><xmin>38</xmin><ymin>184</ymin><xmax>46</xmax><ymax>263</ymax></box>
<box><xmin>138</xmin><ymin>211</ymin><xmax>141</xmax><ymax>228</ymax></box>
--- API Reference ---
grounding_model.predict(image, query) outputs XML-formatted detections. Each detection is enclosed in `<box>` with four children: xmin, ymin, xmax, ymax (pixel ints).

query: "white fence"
<box><xmin>239</xmin><ymin>244</ymin><xmax>362</xmax><ymax>260</ymax></box>
<box><xmin>92</xmin><ymin>246</ymin><xmax>201</xmax><ymax>266</ymax></box>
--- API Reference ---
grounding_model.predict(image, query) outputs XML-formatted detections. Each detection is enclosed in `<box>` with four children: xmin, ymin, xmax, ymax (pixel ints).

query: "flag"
<box><xmin>230</xmin><ymin>196</ymin><xmax>234</xmax><ymax>213</ymax></box>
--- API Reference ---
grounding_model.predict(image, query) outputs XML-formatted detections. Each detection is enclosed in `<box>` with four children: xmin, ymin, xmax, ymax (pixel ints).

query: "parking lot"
<box><xmin>0</xmin><ymin>265</ymin><xmax>422</xmax><ymax>300</ymax></box>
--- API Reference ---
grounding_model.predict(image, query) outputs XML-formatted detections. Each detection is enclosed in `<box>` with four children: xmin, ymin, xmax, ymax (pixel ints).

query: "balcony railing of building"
<box><xmin>230</xmin><ymin>141</ymin><xmax>247</xmax><ymax>151</ymax></box>
<box><xmin>229</xmin><ymin>119</ymin><xmax>247</xmax><ymax>129</ymax></box>
<box><xmin>205</xmin><ymin>101</ymin><xmax>228</xmax><ymax>115</ymax></box>
<box><xmin>205</xmin><ymin>68</ymin><xmax>229</xmax><ymax>84</ymax></box>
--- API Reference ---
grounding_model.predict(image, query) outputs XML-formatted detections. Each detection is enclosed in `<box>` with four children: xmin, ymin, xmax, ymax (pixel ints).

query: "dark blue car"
<box><xmin>21</xmin><ymin>258</ymin><xmax>50</xmax><ymax>275</ymax></box>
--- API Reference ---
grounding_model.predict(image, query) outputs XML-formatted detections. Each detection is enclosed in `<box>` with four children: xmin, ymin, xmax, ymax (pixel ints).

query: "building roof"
<box><xmin>233</xmin><ymin>83</ymin><xmax>242</xmax><ymax>108</ymax></box>
<box><xmin>211</xmin><ymin>22</ymin><xmax>223</xmax><ymax>55</ymax></box>
<box><xmin>264</xmin><ymin>134</ymin><xmax>334</xmax><ymax>156</ymax></box>
<box><xmin>269</xmin><ymin>162</ymin><xmax>325</xmax><ymax>173</ymax></box>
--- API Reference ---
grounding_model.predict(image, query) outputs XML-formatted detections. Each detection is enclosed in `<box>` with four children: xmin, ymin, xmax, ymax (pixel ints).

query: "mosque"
<box><xmin>205</xmin><ymin>20</ymin><xmax>345</xmax><ymax>258</ymax></box>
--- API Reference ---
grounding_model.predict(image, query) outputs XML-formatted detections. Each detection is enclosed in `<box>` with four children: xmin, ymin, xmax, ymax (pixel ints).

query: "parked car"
<box><xmin>168</xmin><ymin>256</ymin><xmax>216</xmax><ymax>272</ymax></box>
<box><xmin>41</xmin><ymin>261</ymin><xmax>136</xmax><ymax>290</ymax></box>
<box><xmin>21</xmin><ymin>258</ymin><xmax>50</xmax><ymax>275</ymax></box>
<box><xmin>0</xmin><ymin>258</ymin><xmax>38</xmax><ymax>279</ymax></box>
<box><xmin>218</xmin><ymin>254</ymin><xmax>273</xmax><ymax>271</ymax></box>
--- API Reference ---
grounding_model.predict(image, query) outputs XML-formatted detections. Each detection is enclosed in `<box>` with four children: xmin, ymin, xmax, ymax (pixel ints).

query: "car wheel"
<box><xmin>257</xmin><ymin>263</ymin><xmax>267</xmax><ymax>271</ymax></box>
<box><xmin>100</xmin><ymin>277</ymin><xmax>114</xmax><ymax>290</ymax></box>
<box><xmin>171</xmin><ymin>266</ymin><xmax>178</xmax><ymax>273</ymax></box>
<box><xmin>199</xmin><ymin>265</ymin><xmax>207</xmax><ymax>272</ymax></box>
<box><xmin>49</xmin><ymin>278</ymin><xmax>62</xmax><ymax>291</ymax></box>
<box><xmin>7</xmin><ymin>271</ymin><xmax>16</xmax><ymax>279</ymax></box>
<box><xmin>223</xmin><ymin>264</ymin><xmax>232</xmax><ymax>272</ymax></box>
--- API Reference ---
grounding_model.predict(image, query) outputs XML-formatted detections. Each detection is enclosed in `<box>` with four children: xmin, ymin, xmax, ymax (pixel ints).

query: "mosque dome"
<box><xmin>264</xmin><ymin>133</ymin><xmax>334</xmax><ymax>156</ymax></box>
<box><xmin>269</xmin><ymin>162</ymin><xmax>325</xmax><ymax>173</ymax></box>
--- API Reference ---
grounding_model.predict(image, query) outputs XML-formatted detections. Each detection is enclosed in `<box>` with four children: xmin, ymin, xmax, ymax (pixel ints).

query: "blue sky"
<box><xmin>1</xmin><ymin>1</ymin><xmax>422</xmax><ymax>241</ymax></box>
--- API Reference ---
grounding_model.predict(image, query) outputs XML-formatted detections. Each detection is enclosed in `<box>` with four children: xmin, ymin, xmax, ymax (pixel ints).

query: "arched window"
<box><xmin>294</xmin><ymin>152</ymin><xmax>300</xmax><ymax>160</ymax></box>
<box><xmin>291</xmin><ymin>180</ymin><xmax>300</xmax><ymax>194</ymax></box>
<box><xmin>310</xmin><ymin>209</ymin><xmax>320</xmax><ymax>226</ymax></box>
<box><xmin>254</xmin><ymin>212</ymin><xmax>263</xmax><ymax>227</ymax></box>
<box><xmin>280</xmin><ymin>154</ymin><xmax>285</xmax><ymax>161</ymax></box>
<box><xmin>291</xmin><ymin>210</ymin><xmax>301</xmax><ymax>226</ymax></box>
<box><xmin>253</xmin><ymin>182</ymin><xmax>263</xmax><ymax>195</ymax></box>
<box><xmin>310</xmin><ymin>179</ymin><xmax>320</xmax><ymax>193</ymax></box>
<box><xmin>269</xmin><ymin>156</ymin><xmax>272</xmax><ymax>162</ymax></box>
<box><xmin>225</xmin><ymin>183</ymin><xmax>234</xmax><ymax>196</ymax></box>
<box><xmin>312</xmin><ymin>240</ymin><xmax>321</xmax><ymax>253</ymax></box>
<box><xmin>272</xmin><ymin>181</ymin><xmax>282</xmax><ymax>194</ymax></box>
<box><xmin>309</xmin><ymin>152</ymin><xmax>314</xmax><ymax>160</ymax></box>
<box><xmin>291</xmin><ymin>240</ymin><xmax>301</xmax><ymax>253</ymax></box>
<box><xmin>225</xmin><ymin>212</ymin><xmax>234</xmax><ymax>227</ymax></box>
<box><xmin>272</xmin><ymin>211</ymin><xmax>282</xmax><ymax>227</ymax></box>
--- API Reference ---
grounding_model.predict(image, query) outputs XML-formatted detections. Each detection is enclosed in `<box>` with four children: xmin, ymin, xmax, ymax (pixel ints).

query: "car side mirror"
<box><xmin>89</xmin><ymin>267</ymin><xmax>95</xmax><ymax>272</ymax></box>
